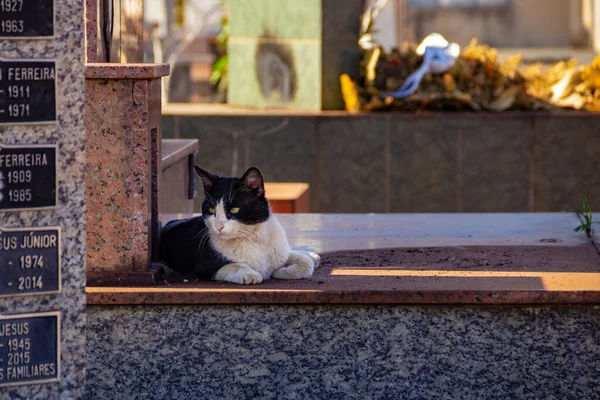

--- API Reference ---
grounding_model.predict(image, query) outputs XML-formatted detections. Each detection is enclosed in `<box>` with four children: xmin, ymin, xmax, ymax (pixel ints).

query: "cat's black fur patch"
<box><xmin>159</xmin><ymin>167</ymin><xmax>270</xmax><ymax>278</ymax></box>
<box><xmin>159</xmin><ymin>216</ymin><xmax>229</xmax><ymax>279</ymax></box>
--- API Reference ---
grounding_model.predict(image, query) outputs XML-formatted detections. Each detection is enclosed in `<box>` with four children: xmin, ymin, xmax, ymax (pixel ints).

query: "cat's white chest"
<box><xmin>210</xmin><ymin>216</ymin><xmax>290</xmax><ymax>277</ymax></box>
<box><xmin>226</xmin><ymin>241</ymin><xmax>287</xmax><ymax>271</ymax></box>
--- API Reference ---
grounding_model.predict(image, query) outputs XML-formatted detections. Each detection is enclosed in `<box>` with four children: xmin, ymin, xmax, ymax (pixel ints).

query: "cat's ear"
<box><xmin>241</xmin><ymin>167</ymin><xmax>265</xmax><ymax>196</ymax></box>
<box><xmin>194</xmin><ymin>166</ymin><xmax>216</xmax><ymax>192</ymax></box>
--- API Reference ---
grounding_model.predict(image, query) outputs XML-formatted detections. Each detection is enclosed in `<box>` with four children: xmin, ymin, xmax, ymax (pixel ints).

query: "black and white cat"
<box><xmin>159</xmin><ymin>166</ymin><xmax>319</xmax><ymax>284</ymax></box>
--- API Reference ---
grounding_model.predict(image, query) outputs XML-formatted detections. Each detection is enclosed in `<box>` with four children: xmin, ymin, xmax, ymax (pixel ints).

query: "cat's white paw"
<box><xmin>238</xmin><ymin>270</ymin><xmax>263</xmax><ymax>285</ymax></box>
<box><xmin>290</xmin><ymin>247</ymin><xmax>321</xmax><ymax>269</ymax></box>
<box><xmin>272</xmin><ymin>263</ymin><xmax>314</xmax><ymax>280</ymax></box>
<box><xmin>306</xmin><ymin>251</ymin><xmax>321</xmax><ymax>268</ymax></box>
<box><xmin>273</xmin><ymin>249</ymin><xmax>317</xmax><ymax>280</ymax></box>
<box><xmin>214</xmin><ymin>263</ymin><xmax>263</xmax><ymax>285</ymax></box>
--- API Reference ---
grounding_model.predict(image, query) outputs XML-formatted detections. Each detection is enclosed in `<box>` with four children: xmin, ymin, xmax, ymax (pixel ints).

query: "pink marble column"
<box><xmin>85</xmin><ymin>0</ymin><xmax>98</xmax><ymax>62</ymax></box>
<box><xmin>84</xmin><ymin>64</ymin><xmax>169</xmax><ymax>281</ymax></box>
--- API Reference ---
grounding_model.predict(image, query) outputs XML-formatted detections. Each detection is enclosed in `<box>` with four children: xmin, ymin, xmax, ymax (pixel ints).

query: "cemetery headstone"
<box><xmin>0</xmin><ymin>0</ymin><xmax>87</xmax><ymax>397</ymax></box>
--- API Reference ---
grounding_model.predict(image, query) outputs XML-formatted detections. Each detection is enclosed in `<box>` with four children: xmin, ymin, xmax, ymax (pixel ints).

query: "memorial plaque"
<box><xmin>0</xmin><ymin>143</ymin><xmax>57</xmax><ymax>210</ymax></box>
<box><xmin>0</xmin><ymin>225</ymin><xmax>60</xmax><ymax>297</ymax></box>
<box><xmin>0</xmin><ymin>0</ymin><xmax>85</xmax><ymax>395</ymax></box>
<box><xmin>0</xmin><ymin>312</ymin><xmax>60</xmax><ymax>387</ymax></box>
<box><xmin>0</xmin><ymin>59</ymin><xmax>57</xmax><ymax>124</ymax></box>
<box><xmin>0</xmin><ymin>0</ymin><xmax>54</xmax><ymax>38</ymax></box>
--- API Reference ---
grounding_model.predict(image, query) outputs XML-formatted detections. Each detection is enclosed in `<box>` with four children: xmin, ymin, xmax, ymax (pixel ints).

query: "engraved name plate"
<box><xmin>0</xmin><ymin>59</ymin><xmax>56</xmax><ymax>124</ymax></box>
<box><xmin>0</xmin><ymin>143</ymin><xmax>57</xmax><ymax>211</ymax></box>
<box><xmin>0</xmin><ymin>312</ymin><xmax>60</xmax><ymax>387</ymax></box>
<box><xmin>0</xmin><ymin>0</ymin><xmax>54</xmax><ymax>38</ymax></box>
<box><xmin>0</xmin><ymin>225</ymin><xmax>60</xmax><ymax>297</ymax></box>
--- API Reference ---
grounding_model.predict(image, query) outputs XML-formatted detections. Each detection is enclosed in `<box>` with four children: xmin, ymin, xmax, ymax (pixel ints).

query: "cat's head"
<box><xmin>194</xmin><ymin>166</ymin><xmax>270</xmax><ymax>239</ymax></box>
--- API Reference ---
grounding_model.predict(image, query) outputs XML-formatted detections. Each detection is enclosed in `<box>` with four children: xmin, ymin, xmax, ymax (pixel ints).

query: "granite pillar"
<box><xmin>0</xmin><ymin>0</ymin><xmax>87</xmax><ymax>397</ymax></box>
<box><xmin>84</xmin><ymin>63</ymin><xmax>169</xmax><ymax>285</ymax></box>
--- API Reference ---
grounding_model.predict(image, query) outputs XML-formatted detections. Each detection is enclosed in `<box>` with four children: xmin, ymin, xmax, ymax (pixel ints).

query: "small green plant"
<box><xmin>574</xmin><ymin>193</ymin><xmax>600</xmax><ymax>238</ymax></box>
<box><xmin>210</xmin><ymin>0</ymin><xmax>229</xmax><ymax>102</ymax></box>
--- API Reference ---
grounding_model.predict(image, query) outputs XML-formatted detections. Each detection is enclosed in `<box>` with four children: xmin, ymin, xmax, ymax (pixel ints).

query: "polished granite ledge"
<box><xmin>87</xmin><ymin>213</ymin><xmax>600</xmax><ymax>306</ymax></box>
<box><xmin>162</xmin><ymin>139</ymin><xmax>199</xmax><ymax>170</ymax></box>
<box><xmin>86</xmin><ymin>287</ymin><xmax>600</xmax><ymax>305</ymax></box>
<box><xmin>85</xmin><ymin>63</ymin><xmax>170</xmax><ymax>79</ymax></box>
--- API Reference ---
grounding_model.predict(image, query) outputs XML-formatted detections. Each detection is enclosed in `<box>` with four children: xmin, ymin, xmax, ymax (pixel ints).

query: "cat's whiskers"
<box><xmin>228</xmin><ymin>187</ymin><xmax>241</xmax><ymax>204</ymax></box>
<box><xmin>199</xmin><ymin>234</ymin><xmax>210</xmax><ymax>255</ymax></box>
<box><xmin>204</xmin><ymin>192</ymin><xmax>217</xmax><ymax>206</ymax></box>
<box><xmin>228</xmin><ymin>224</ymin><xmax>260</xmax><ymax>242</ymax></box>
<box><xmin>194</xmin><ymin>228</ymin><xmax>207</xmax><ymax>244</ymax></box>
<box><xmin>195</xmin><ymin>230</ymin><xmax>211</xmax><ymax>258</ymax></box>
<box><xmin>193</xmin><ymin>228</ymin><xmax>207</xmax><ymax>240</ymax></box>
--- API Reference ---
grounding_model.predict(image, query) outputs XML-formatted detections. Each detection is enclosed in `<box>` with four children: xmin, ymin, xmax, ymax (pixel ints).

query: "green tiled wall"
<box><xmin>228</xmin><ymin>40</ymin><xmax>322</xmax><ymax>110</ymax></box>
<box><xmin>227</xmin><ymin>0</ymin><xmax>361</xmax><ymax>110</ymax></box>
<box><xmin>229</xmin><ymin>0</ymin><xmax>322</xmax><ymax>40</ymax></box>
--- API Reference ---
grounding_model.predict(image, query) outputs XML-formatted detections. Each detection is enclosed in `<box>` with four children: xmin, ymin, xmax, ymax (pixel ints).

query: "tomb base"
<box><xmin>84</xmin><ymin>63</ymin><xmax>169</xmax><ymax>280</ymax></box>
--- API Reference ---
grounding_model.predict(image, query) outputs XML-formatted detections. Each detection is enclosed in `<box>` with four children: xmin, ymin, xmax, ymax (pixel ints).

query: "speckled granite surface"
<box><xmin>85</xmin><ymin>64</ymin><xmax>170</xmax><ymax>79</ymax></box>
<box><xmin>85</xmin><ymin>0</ymin><xmax>98</xmax><ymax>62</ymax></box>
<box><xmin>85</xmin><ymin>64</ymin><xmax>168</xmax><ymax>273</ymax></box>
<box><xmin>0</xmin><ymin>0</ymin><xmax>86</xmax><ymax>398</ymax></box>
<box><xmin>86</xmin><ymin>305</ymin><xmax>600</xmax><ymax>400</ymax></box>
<box><xmin>88</xmin><ymin>213</ymin><xmax>600</xmax><ymax>305</ymax></box>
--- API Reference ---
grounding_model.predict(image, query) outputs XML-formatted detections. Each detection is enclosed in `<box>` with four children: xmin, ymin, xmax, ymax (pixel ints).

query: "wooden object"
<box><xmin>265</xmin><ymin>183</ymin><xmax>310</xmax><ymax>213</ymax></box>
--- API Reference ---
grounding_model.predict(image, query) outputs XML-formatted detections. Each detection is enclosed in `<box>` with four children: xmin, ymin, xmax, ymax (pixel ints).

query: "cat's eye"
<box><xmin>208</xmin><ymin>207</ymin><xmax>215</xmax><ymax>214</ymax></box>
<box><xmin>230</xmin><ymin>207</ymin><xmax>240</xmax><ymax>214</ymax></box>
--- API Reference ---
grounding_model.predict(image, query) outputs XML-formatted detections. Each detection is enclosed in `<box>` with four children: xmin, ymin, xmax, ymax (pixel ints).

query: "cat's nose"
<box><xmin>216</xmin><ymin>225</ymin><xmax>224</xmax><ymax>232</ymax></box>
